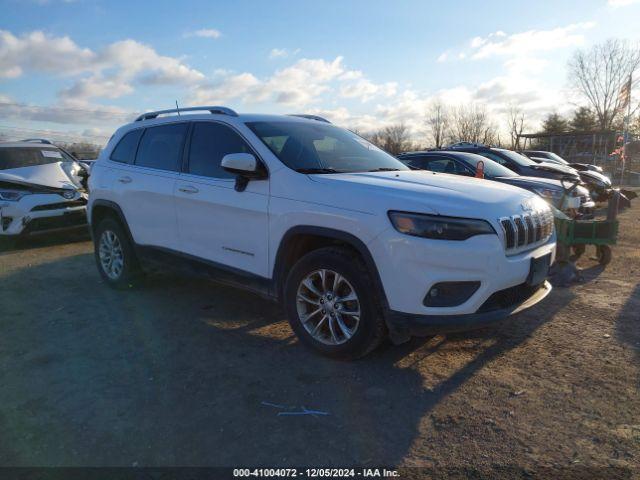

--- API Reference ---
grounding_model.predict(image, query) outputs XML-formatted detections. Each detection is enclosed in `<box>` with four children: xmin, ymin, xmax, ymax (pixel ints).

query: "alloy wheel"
<box><xmin>98</xmin><ymin>230</ymin><xmax>124</xmax><ymax>280</ymax></box>
<box><xmin>295</xmin><ymin>269</ymin><xmax>361</xmax><ymax>345</ymax></box>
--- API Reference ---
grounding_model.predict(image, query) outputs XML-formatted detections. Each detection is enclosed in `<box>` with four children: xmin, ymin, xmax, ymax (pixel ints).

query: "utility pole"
<box><xmin>621</xmin><ymin>74</ymin><xmax>633</xmax><ymax>185</ymax></box>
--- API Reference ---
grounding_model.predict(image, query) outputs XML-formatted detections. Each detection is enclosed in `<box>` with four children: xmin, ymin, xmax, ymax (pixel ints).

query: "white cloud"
<box><xmin>437</xmin><ymin>52</ymin><xmax>448</xmax><ymax>62</ymax></box>
<box><xmin>0</xmin><ymin>30</ymin><xmax>95</xmax><ymax>78</ymax></box>
<box><xmin>339</xmin><ymin>78</ymin><xmax>397</xmax><ymax>102</ymax></box>
<box><xmin>608</xmin><ymin>0</ymin><xmax>640</xmax><ymax>6</ymax></box>
<box><xmin>0</xmin><ymin>95</ymin><xmax>134</xmax><ymax>126</ymax></box>
<box><xmin>268</xmin><ymin>48</ymin><xmax>302</xmax><ymax>59</ymax></box>
<box><xmin>0</xmin><ymin>30</ymin><xmax>205</xmax><ymax>100</ymax></box>
<box><xmin>269</xmin><ymin>48</ymin><xmax>288</xmax><ymax>59</ymax></box>
<box><xmin>184</xmin><ymin>28</ymin><xmax>222</xmax><ymax>39</ymax></box>
<box><xmin>469</xmin><ymin>23</ymin><xmax>595</xmax><ymax>59</ymax></box>
<box><xmin>191</xmin><ymin>56</ymin><xmax>347</xmax><ymax>107</ymax></box>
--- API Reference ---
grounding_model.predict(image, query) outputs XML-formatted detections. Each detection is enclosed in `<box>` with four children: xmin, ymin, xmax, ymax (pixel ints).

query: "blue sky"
<box><xmin>1</xmin><ymin>0</ymin><xmax>639</xmax><ymax>143</ymax></box>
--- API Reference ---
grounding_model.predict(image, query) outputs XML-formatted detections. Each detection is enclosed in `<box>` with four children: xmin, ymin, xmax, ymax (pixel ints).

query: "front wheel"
<box><xmin>93</xmin><ymin>217</ymin><xmax>141</xmax><ymax>289</ymax></box>
<box><xmin>283</xmin><ymin>247</ymin><xmax>386</xmax><ymax>359</ymax></box>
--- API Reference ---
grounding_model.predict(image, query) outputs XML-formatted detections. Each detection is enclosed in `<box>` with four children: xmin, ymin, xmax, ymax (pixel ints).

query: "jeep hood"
<box><xmin>308</xmin><ymin>170</ymin><xmax>543</xmax><ymax>218</ymax></box>
<box><xmin>0</xmin><ymin>162</ymin><xmax>80</xmax><ymax>191</ymax></box>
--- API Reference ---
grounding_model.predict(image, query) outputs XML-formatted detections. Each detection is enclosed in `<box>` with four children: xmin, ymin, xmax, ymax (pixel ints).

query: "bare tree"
<box><xmin>365</xmin><ymin>124</ymin><xmax>413</xmax><ymax>155</ymax></box>
<box><xmin>568</xmin><ymin>39</ymin><xmax>640</xmax><ymax>130</ymax></box>
<box><xmin>425</xmin><ymin>100</ymin><xmax>449</xmax><ymax>148</ymax></box>
<box><xmin>449</xmin><ymin>104</ymin><xmax>498</xmax><ymax>145</ymax></box>
<box><xmin>507</xmin><ymin>104</ymin><xmax>527</xmax><ymax>150</ymax></box>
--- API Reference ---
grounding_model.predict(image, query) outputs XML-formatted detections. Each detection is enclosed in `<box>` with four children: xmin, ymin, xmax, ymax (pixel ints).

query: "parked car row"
<box><xmin>0</xmin><ymin>108</ymin><xmax>617</xmax><ymax>359</ymax></box>
<box><xmin>397</xmin><ymin>149</ymin><xmax>594</xmax><ymax>214</ymax></box>
<box><xmin>521</xmin><ymin>149</ymin><xmax>613</xmax><ymax>202</ymax></box>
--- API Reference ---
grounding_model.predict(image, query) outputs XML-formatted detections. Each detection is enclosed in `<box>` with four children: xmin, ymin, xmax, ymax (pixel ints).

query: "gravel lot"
<box><xmin>0</xmin><ymin>200</ymin><xmax>638</xmax><ymax>477</ymax></box>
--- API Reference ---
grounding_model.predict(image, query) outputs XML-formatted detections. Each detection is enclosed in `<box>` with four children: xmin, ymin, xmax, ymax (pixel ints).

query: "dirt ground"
<box><xmin>0</xmin><ymin>199</ymin><xmax>638</xmax><ymax>478</ymax></box>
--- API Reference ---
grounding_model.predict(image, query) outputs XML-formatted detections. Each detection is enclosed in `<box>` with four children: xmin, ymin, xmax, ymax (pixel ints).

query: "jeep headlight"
<box><xmin>388</xmin><ymin>211</ymin><xmax>496</xmax><ymax>240</ymax></box>
<box><xmin>0</xmin><ymin>190</ymin><xmax>30</xmax><ymax>201</ymax></box>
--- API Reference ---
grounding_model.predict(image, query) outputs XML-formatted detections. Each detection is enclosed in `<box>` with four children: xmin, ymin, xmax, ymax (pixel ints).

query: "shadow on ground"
<box><xmin>616</xmin><ymin>283</ymin><xmax>640</xmax><ymax>381</ymax></box>
<box><xmin>0</xmin><ymin>249</ymin><xmax>573</xmax><ymax>467</ymax></box>
<box><xmin>0</xmin><ymin>228</ymin><xmax>90</xmax><ymax>253</ymax></box>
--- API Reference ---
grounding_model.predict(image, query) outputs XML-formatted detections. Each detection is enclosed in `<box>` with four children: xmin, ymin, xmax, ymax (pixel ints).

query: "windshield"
<box><xmin>541</xmin><ymin>152</ymin><xmax>568</xmax><ymax>165</ymax></box>
<box><xmin>493</xmin><ymin>148</ymin><xmax>537</xmax><ymax>167</ymax></box>
<box><xmin>0</xmin><ymin>147</ymin><xmax>73</xmax><ymax>171</ymax></box>
<box><xmin>246</xmin><ymin>121</ymin><xmax>409</xmax><ymax>173</ymax></box>
<box><xmin>457</xmin><ymin>153</ymin><xmax>518</xmax><ymax>178</ymax></box>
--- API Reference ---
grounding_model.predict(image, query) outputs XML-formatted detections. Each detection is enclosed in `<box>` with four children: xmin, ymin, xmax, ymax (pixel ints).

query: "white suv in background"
<box><xmin>88</xmin><ymin>106</ymin><xmax>556</xmax><ymax>358</ymax></box>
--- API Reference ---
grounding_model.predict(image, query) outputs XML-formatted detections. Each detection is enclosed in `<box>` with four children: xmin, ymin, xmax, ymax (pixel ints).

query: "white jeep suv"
<box><xmin>88</xmin><ymin>106</ymin><xmax>556</xmax><ymax>358</ymax></box>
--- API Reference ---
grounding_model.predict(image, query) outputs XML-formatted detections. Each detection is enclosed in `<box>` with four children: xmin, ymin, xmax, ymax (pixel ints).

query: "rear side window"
<box><xmin>0</xmin><ymin>147</ymin><xmax>66</xmax><ymax>171</ymax></box>
<box><xmin>409</xmin><ymin>156</ymin><xmax>466</xmax><ymax>174</ymax></box>
<box><xmin>187</xmin><ymin>122</ymin><xmax>253</xmax><ymax>179</ymax></box>
<box><xmin>135</xmin><ymin>123</ymin><xmax>188</xmax><ymax>172</ymax></box>
<box><xmin>110</xmin><ymin>129</ymin><xmax>143</xmax><ymax>164</ymax></box>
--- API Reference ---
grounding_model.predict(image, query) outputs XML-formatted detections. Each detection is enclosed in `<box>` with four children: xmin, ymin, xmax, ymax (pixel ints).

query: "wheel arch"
<box><xmin>90</xmin><ymin>199</ymin><xmax>135</xmax><ymax>245</ymax></box>
<box><xmin>272</xmin><ymin>226</ymin><xmax>389</xmax><ymax>309</ymax></box>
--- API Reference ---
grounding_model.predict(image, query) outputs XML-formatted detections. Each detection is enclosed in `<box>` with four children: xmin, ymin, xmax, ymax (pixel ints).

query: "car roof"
<box><xmin>0</xmin><ymin>142</ymin><xmax>62</xmax><ymax>149</ymax></box>
<box><xmin>110</xmin><ymin>112</ymin><xmax>332</xmax><ymax>141</ymax></box>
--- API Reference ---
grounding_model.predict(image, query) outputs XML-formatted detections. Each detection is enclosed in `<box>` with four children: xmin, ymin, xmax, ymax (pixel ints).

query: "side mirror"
<box><xmin>221</xmin><ymin>153</ymin><xmax>267</xmax><ymax>192</ymax></box>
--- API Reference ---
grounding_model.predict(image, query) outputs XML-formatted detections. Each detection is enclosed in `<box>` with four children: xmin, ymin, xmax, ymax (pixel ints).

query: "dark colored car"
<box><xmin>445</xmin><ymin>143</ymin><xmax>581</xmax><ymax>182</ymax></box>
<box><xmin>397</xmin><ymin>150</ymin><xmax>594</xmax><ymax>214</ymax></box>
<box><xmin>522</xmin><ymin>150</ymin><xmax>611</xmax><ymax>202</ymax></box>
<box><xmin>522</xmin><ymin>150</ymin><xmax>604</xmax><ymax>173</ymax></box>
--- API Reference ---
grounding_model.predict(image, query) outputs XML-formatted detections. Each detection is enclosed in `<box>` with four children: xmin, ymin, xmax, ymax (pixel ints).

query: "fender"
<box><xmin>90</xmin><ymin>199</ymin><xmax>135</xmax><ymax>245</ymax></box>
<box><xmin>273</xmin><ymin>225</ymin><xmax>390</xmax><ymax>311</ymax></box>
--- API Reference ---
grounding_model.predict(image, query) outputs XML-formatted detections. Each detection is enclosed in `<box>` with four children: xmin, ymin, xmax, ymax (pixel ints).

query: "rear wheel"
<box><xmin>94</xmin><ymin>217</ymin><xmax>141</xmax><ymax>288</ymax></box>
<box><xmin>284</xmin><ymin>246</ymin><xmax>386</xmax><ymax>359</ymax></box>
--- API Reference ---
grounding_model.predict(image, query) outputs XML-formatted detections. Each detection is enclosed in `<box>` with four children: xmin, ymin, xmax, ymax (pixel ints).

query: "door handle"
<box><xmin>118</xmin><ymin>176</ymin><xmax>132</xmax><ymax>184</ymax></box>
<box><xmin>178</xmin><ymin>185</ymin><xmax>199</xmax><ymax>194</ymax></box>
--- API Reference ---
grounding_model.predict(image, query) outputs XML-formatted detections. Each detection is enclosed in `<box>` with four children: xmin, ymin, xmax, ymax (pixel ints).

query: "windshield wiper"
<box><xmin>295</xmin><ymin>168</ymin><xmax>339</xmax><ymax>174</ymax></box>
<box><xmin>366</xmin><ymin>167</ymin><xmax>401</xmax><ymax>172</ymax></box>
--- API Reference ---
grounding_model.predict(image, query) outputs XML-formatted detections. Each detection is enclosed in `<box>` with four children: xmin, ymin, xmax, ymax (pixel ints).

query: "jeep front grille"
<box><xmin>499</xmin><ymin>209</ymin><xmax>553</xmax><ymax>252</ymax></box>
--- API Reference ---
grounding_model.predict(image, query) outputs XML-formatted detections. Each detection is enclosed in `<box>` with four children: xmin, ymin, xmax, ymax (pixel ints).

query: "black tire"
<box><xmin>283</xmin><ymin>246</ymin><xmax>386</xmax><ymax>359</ymax></box>
<box><xmin>93</xmin><ymin>216</ymin><xmax>141</xmax><ymax>289</ymax></box>
<box><xmin>596</xmin><ymin>245</ymin><xmax>612</xmax><ymax>266</ymax></box>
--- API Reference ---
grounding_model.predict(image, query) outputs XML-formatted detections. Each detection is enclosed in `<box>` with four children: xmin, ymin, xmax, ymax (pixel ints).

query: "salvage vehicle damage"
<box><xmin>0</xmin><ymin>142</ymin><xmax>88</xmax><ymax>240</ymax></box>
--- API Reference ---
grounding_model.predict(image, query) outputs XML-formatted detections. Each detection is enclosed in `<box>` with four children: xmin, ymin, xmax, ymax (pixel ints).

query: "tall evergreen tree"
<box><xmin>541</xmin><ymin>113</ymin><xmax>569</xmax><ymax>134</ymax></box>
<box><xmin>569</xmin><ymin>107</ymin><xmax>597</xmax><ymax>132</ymax></box>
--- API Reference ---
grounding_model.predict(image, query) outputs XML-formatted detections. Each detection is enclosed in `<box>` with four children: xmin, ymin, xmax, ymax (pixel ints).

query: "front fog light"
<box><xmin>424</xmin><ymin>281</ymin><xmax>481</xmax><ymax>307</ymax></box>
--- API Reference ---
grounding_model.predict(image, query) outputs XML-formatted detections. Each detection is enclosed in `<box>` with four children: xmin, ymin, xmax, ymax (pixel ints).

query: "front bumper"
<box><xmin>0</xmin><ymin>193</ymin><xmax>87</xmax><ymax>237</ymax></box>
<box><xmin>385</xmin><ymin>280</ymin><xmax>551</xmax><ymax>339</ymax></box>
<box><xmin>369</xmin><ymin>228</ymin><xmax>555</xmax><ymax>315</ymax></box>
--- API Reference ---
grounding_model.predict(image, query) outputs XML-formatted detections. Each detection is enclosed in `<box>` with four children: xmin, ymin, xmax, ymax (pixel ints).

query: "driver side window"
<box><xmin>188</xmin><ymin>122</ymin><xmax>253</xmax><ymax>179</ymax></box>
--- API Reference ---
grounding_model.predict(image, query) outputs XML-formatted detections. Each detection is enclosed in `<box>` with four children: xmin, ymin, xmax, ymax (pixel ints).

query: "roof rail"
<box><xmin>135</xmin><ymin>106</ymin><xmax>238</xmax><ymax>122</ymax></box>
<box><xmin>21</xmin><ymin>138</ymin><xmax>53</xmax><ymax>144</ymax></box>
<box><xmin>288</xmin><ymin>114</ymin><xmax>331</xmax><ymax>124</ymax></box>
